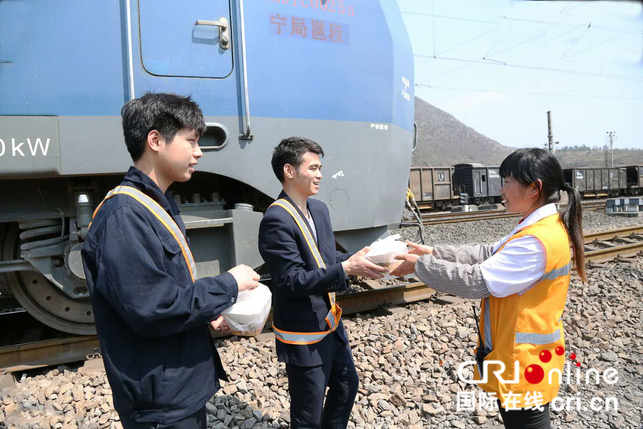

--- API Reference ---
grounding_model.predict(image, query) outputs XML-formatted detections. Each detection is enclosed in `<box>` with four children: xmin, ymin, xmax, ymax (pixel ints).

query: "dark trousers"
<box><xmin>286</xmin><ymin>333</ymin><xmax>359</xmax><ymax>429</ymax></box>
<box><xmin>119</xmin><ymin>406</ymin><xmax>206</xmax><ymax>429</ymax></box>
<box><xmin>498</xmin><ymin>401</ymin><xmax>552</xmax><ymax>429</ymax></box>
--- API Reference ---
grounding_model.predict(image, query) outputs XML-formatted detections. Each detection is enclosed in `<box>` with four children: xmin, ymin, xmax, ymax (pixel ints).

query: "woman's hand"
<box><xmin>390</xmin><ymin>254</ymin><xmax>420</xmax><ymax>277</ymax></box>
<box><xmin>407</xmin><ymin>241</ymin><xmax>433</xmax><ymax>256</ymax></box>
<box><xmin>210</xmin><ymin>315</ymin><xmax>230</xmax><ymax>333</ymax></box>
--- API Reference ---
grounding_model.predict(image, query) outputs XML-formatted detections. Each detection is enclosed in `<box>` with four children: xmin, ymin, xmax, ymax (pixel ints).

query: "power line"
<box><xmin>415</xmin><ymin>83</ymin><xmax>643</xmax><ymax>101</ymax></box>
<box><xmin>561</xmin><ymin>23</ymin><xmax>592</xmax><ymax>59</ymax></box>
<box><xmin>548</xmin><ymin>24</ymin><xmax>586</xmax><ymax>42</ymax></box>
<box><xmin>502</xmin><ymin>16</ymin><xmax>643</xmax><ymax>35</ymax></box>
<box><xmin>487</xmin><ymin>31</ymin><xmax>546</xmax><ymax>58</ymax></box>
<box><xmin>564</xmin><ymin>35</ymin><xmax>620</xmax><ymax>60</ymax></box>
<box><xmin>432</xmin><ymin>0</ymin><xmax>436</xmax><ymax>57</ymax></box>
<box><xmin>413</xmin><ymin>55</ymin><xmax>643</xmax><ymax>83</ymax></box>
<box><xmin>435</xmin><ymin>27</ymin><xmax>500</xmax><ymax>58</ymax></box>
<box><xmin>401</xmin><ymin>11</ymin><xmax>497</xmax><ymax>26</ymax></box>
<box><xmin>401</xmin><ymin>11</ymin><xmax>643</xmax><ymax>36</ymax></box>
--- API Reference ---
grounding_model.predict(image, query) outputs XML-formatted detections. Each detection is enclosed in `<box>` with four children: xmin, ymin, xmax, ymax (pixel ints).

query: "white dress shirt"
<box><xmin>480</xmin><ymin>203</ymin><xmax>560</xmax><ymax>298</ymax></box>
<box><xmin>305</xmin><ymin>211</ymin><xmax>317</xmax><ymax>242</ymax></box>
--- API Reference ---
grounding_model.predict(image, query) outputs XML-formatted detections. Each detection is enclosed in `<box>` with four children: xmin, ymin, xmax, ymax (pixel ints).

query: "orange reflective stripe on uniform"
<box><xmin>89</xmin><ymin>186</ymin><xmax>198</xmax><ymax>283</ymax></box>
<box><xmin>269</xmin><ymin>199</ymin><xmax>342</xmax><ymax>346</ymax></box>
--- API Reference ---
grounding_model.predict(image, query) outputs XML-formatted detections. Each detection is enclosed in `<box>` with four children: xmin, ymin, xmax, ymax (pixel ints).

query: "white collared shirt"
<box><xmin>480</xmin><ymin>203</ymin><xmax>560</xmax><ymax>298</ymax></box>
<box><xmin>305</xmin><ymin>211</ymin><xmax>317</xmax><ymax>242</ymax></box>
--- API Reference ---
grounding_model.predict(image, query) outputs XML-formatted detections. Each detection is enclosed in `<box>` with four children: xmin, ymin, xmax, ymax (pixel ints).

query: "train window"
<box><xmin>482</xmin><ymin>175</ymin><xmax>486</xmax><ymax>182</ymax></box>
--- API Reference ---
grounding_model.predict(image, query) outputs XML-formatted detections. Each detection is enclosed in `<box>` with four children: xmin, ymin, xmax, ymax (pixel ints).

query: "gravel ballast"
<box><xmin>1</xmin><ymin>213</ymin><xmax>642</xmax><ymax>429</ymax></box>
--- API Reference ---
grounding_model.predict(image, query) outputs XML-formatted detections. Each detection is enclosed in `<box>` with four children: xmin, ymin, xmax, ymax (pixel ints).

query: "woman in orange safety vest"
<box><xmin>392</xmin><ymin>148</ymin><xmax>586</xmax><ymax>429</ymax></box>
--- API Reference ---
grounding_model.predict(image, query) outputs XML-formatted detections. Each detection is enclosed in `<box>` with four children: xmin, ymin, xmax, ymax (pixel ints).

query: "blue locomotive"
<box><xmin>0</xmin><ymin>0</ymin><xmax>415</xmax><ymax>334</ymax></box>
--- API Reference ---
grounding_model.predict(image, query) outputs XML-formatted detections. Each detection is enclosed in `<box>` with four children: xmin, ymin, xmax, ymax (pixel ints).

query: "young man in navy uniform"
<box><xmin>82</xmin><ymin>93</ymin><xmax>260</xmax><ymax>429</ymax></box>
<box><xmin>259</xmin><ymin>137</ymin><xmax>389</xmax><ymax>428</ymax></box>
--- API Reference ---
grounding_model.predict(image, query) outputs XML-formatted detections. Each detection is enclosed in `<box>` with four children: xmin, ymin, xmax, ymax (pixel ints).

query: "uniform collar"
<box><xmin>515</xmin><ymin>203</ymin><xmax>558</xmax><ymax>233</ymax></box>
<box><xmin>122</xmin><ymin>166</ymin><xmax>179</xmax><ymax>215</ymax></box>
<box><xmin>278</xmin><ymin>190</ymin><xmax>310</xmax><ymax>217</ymax></box>
<box><xmin>277</xmin><ymin>190</ymin><xmax>319</xmax><ymax>244</ymax></box>
<box><xmin>493</xmin><ymin>203</ymin><xmax>558</xmax><ymax>254</ymax></box>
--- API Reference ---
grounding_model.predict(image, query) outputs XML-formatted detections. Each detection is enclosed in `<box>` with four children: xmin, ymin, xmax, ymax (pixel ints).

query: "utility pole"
<box><xmin>606</xmin><ymin>131</ymin><xmax>617</xmax><ymax>168</ymax></box>
<box><xmin>547</xmin><ymin>111</ymin><xmax>559</xmax><ymax>153</ymax></box>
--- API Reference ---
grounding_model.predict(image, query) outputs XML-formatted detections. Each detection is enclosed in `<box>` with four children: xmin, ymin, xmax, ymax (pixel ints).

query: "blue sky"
<box><xmin>398</xmin><ymin>0</ymin><xmax>643</xmax><ymax>150</ymax></box>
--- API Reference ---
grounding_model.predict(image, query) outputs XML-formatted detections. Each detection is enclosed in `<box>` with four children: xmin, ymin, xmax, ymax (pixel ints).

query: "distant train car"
<box><xmin>564</xmin><ymin>168</ymin><xmax>626</xmax><ymax>197</ymax></box>
<box><xmin>626</xmin><ymin>166</ymin><xmax>643</xmax><ymax>195</ymax></box>
<box><xmin>408</xmin><ymin>166</ymin><xmax>455</xmax><ymax>209</ymax></box>
<box><xmin>452</xmin><ymin>164</ymin><xmax>503</xmax><ymax>205</ymax></box>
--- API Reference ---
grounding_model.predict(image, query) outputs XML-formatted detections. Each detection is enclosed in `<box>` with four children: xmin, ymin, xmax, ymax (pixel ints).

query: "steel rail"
<box><xmin>2</xmin><ymin>224</ymin><xmax>640</xmax><ymax>374</ymax></box>
<box><xmin>0</xmin><ymin>283</ymin><xmax>435</xmax><ymax>373</ymax></box>
<box><xmin>584</xmin><ymin>241</ymin><xmax>643</xmax><ymax>263</ymax></box>
<box><xmin>0</xmin><ymin>336</ymin><xmax>100</xmax><ymax>373</ymax></box>
<box><xmin>417</xmin><ymin>201</ymin><xmax>606</xmax><ymax>225</ymax></box>
<box><xmin>584</xmin><ymin>225</ymin><xmax>643</xmax><ymax>242</ymax></box>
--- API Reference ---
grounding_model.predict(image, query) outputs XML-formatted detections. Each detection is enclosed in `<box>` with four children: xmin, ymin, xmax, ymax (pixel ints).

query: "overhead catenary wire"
<box><xmin>401</xmin><ymin>11</ymin><xmax>643</xmax><ymax>36</ymax></box>
<box><xmin>563</xmin><ymin>35</ymin><xmax>621</xmax><ymax>60</ymax></box>
<box><xmin>415</xmin><ymin>83</ymin><xmax>643</xmax><ymax>101</ymax></box>
<box><xmin>413</xmin><ymin>55</ymin><xmax>643</xmax><ymax>83</ymax></box>
<box><xmin>561</xmin><ymin>22</ymin><xmax>592</xmax><ymax>60</ymax></box>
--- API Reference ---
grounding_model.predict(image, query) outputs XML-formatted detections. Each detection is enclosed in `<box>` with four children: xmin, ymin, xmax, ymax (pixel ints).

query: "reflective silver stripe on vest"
<box><xmin>273</xmin><ymin>309</ymin><xmax>339</xmax><ymax>344</ymax></box>
<box><xmin>541</xmin><ymin>262</ymin><xmax>571</xmax><ymax>280</ymax></box>
<box><xmin>515</xmin><ymin>328</ymin><xmax>561</xmax><ymax>345</ymax></box>
<box><xmin>274</xmin><ymin>329</ymin><xmax>328</xmax><ymax>344</ymax></box>
<box><xmin>109</xmin><ymin>186</ymin><xmax>198</xmax><ymax>279</ymax></box>
<box><xmin>483</xmin><ymin>298</ymin><xmax>492</xmax><ymax>350</ymax></box>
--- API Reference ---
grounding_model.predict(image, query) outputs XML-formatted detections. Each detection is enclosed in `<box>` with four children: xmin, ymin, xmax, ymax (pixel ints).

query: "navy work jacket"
<box><xmin>81</xmin><ymin>167</ymin><xmax>238</xmax><ymax>425</ymax></box>
<box><xmin>258</xmin><ymin>191</ymin><xmax>353</xmax><ymax>367</ymax></box>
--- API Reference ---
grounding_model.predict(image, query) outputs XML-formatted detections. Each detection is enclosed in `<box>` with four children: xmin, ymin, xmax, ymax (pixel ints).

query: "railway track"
<box><xmin>415</xmin><ymin>200</ymin><xmax>607</xmax><ymax>225</ymax></box>
<box><xmin>0</xmin><ymin>282</ymin><xmax>436</xmax><ymax>373</ymax></box>
<box><xmin>2</xmin><ymin>223</ymin><xmax>643</xmax><ymax>374</ymax></box>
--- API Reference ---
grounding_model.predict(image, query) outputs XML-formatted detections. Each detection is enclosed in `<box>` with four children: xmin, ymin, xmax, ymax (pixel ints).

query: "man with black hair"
<box><xmin>259</xmin><ymin>136</ymin><xmax>388</xmax><ymax>429</ymax></box>
<box><xmin>82</xmin><ymin>92</ymin><xmax>260</xmax><ymax>429</ymax></box>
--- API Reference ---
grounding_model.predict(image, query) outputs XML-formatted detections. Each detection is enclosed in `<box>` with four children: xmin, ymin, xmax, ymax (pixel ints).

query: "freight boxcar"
<box><xmin>408</xmin><ymin>167</ymin><xmax>455</xmax><ymax>210</ymax></box>
<box><xmin>564</xmin><ymin>167</ymin><xmax>626</xmax><ymax>197</ymax></box>
<box><xmin>452</xmin><ymin>164</ymin><xmax>502</xmax><ymax>205</ymax></box>
<box><xmin>626</xmin><ymin>166</ymin><xmax>643</xmax><ymax>194</ymax></box>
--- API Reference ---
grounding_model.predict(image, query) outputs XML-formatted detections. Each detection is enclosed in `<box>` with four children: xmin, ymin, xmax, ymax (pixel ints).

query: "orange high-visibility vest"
<box><xmin>474</xmin><ymin>213</ymin><xmax>571</xmax><ymax>408</ymax></box>
<box><xmin>269</xmin><ymin>199</ymin><xmax>342</xmax><ymax>345</ymax></box>
<box><xmin>90</xmin><ymin>186</ymin><xmax>198</xmax><ymax>283</ymax></box>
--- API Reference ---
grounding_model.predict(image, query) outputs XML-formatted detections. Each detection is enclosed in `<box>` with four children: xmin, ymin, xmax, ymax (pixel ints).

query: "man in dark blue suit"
<box><xmin>259</xmin><ymin>137</ymin><xmax>388</xmax><ymax>429</ymax></box>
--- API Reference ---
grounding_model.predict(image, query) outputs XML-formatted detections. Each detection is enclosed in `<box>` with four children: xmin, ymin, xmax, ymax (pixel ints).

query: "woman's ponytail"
<box><xmin>561</xmin><ymin>184</ymin><xmax>586</xmax><ymax>282</ymax></box>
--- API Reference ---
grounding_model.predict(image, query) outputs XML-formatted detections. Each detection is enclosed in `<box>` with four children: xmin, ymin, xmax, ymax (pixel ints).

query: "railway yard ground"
<box><xmin>1</xmin><ymin>210</ymin><xmax>643</xmax><ymax>429</ymax></box>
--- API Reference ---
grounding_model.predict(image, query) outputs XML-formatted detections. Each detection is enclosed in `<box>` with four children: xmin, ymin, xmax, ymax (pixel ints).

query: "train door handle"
<box><xmin>199</xmin><ymin>123</ymin><xmax>229</xmax><ymax>151</ymax></box>
<box><xmin>195</xmin><ymin>18</ymin><xmax>230</xmax><ymax>50</ymax></box>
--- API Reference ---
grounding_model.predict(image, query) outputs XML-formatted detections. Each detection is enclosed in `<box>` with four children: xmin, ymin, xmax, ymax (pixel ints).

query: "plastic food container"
<box><xmin>222</xmin><ymin>283</ymin><xmax>272</xmax><ymax>336</ymax></box>
<box><xmin>365</xmin><ymin>235</ymin><xmax>408</xmax><ymax>269</ymax></box>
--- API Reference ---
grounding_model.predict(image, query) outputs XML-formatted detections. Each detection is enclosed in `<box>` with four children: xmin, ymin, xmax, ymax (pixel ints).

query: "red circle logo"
<box><xmin>524</xmin><ymin>364</ymin><xmax>545</xmax><ymax>384</ymax></box>
<box><xmin>539</xmin><ymin>350</ymin><xmax>552</xmax><ymax>363</ymax></box>
<box><xmin>555</xmin><ymin>346</ymin><xmax>565</xmax><ymax>356</ymax></box>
